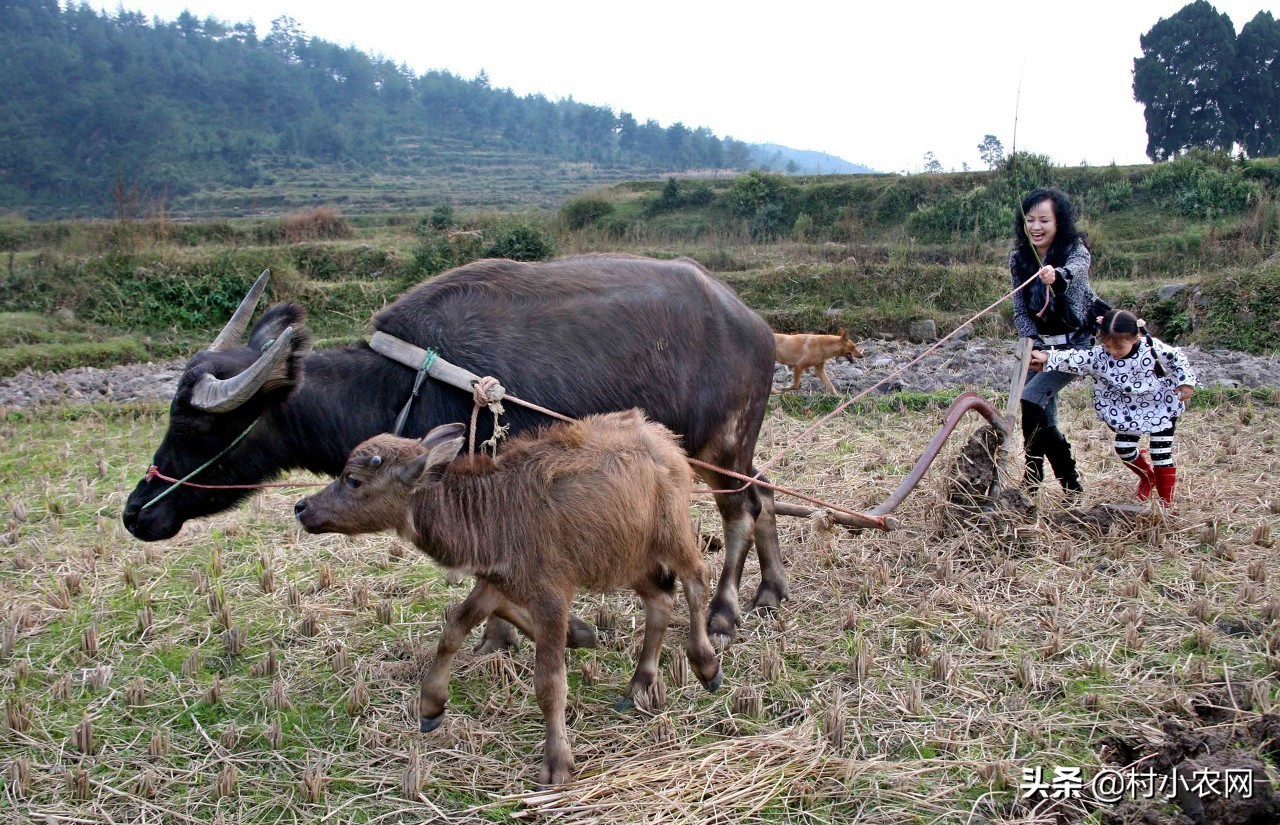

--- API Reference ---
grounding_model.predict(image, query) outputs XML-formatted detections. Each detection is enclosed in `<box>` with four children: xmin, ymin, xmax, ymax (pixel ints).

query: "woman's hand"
<box><xmin>1037</xmin><ymin>265</ymin><xmax>1056</xmax><ymax>285</ymax></box>
<box><xmin>1029</xmin><ymin>350</ymin><xmax>1048</xmax><ymax>372</ymax></box>
<box><xmin>1177</xmin><ymin>384</ymin><xmax>1193</xmax><ymax>402</ymax></box>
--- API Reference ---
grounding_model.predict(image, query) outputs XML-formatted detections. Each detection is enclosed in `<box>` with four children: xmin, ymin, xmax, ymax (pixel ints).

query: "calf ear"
<box><xmin>420</xmin><ymin>422</ymin><xmax>468</xmax><ymax>448</ymax></box>
<box><xmin>399</xmin><ymin>435</ymin><xmax>465</xmax><ymax>487</ymax></box>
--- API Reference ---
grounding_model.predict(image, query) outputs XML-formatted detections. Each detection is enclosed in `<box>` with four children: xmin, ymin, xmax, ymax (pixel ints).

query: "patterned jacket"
<box><xmin>1043</xmin><ymin>338</ymin><xmax>1197</xmax><ymax>433</ymax></box>
<box><xmin>1010</xmin><ymin>241</ymin><xmax>1094</xmax><ymax>345</ymax></box>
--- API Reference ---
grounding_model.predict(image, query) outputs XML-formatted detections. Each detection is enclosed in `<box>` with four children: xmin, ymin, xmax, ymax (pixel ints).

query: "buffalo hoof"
<box><xmin>706</xmin><ymin>609</ymin><xmax>738</xmax><ymax>649</ymax></box>
<box><xmin>419</xmin><ymin>713</ymin><xmax>445</xmax><ymax>733</ymax></box>
<box><xmin>538</xmin><ymin>761</ymin><xmax>574</xmax><ymax>789</ymax></box>
<box><xmin>613</xmin><ymin>695</ymin><xmax>635</xmax><ymax>712</ymax></box>
<box><xmin>700</xmin><ymin>666</ymin><xmax>724</xmax><ymax>694</ymax></box>
<box><xmin>750</xmin><ymin>583</ymin><xmax>788</xmax><ymax>615</ymax></box>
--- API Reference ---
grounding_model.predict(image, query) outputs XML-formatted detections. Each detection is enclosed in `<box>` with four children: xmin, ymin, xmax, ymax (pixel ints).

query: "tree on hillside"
<box><xmin>922</xmin><ymin>151</ymin><xmax>943</xmax><ymax>174</ymax></box>
<box><xmin>978</xmin><ymin>135</ymin><xmax>1004</xmax><ymax>169</ymax></box>
<box><xmin>1133</xmin><ymin>1</ymin><xmax>1239</xmax><ymax>160</ymax></box>
<box><xmin>1232</xmin><ymin>11</ymin><xmax>1280</xmax><ymax>157</ymax></box>
<box><xmin>264</xmin><ymin>15</ymin><xmax>306</xmax><ymax>63</ymax></box>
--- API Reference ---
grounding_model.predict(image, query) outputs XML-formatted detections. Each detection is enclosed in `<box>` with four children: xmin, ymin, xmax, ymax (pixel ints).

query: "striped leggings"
<box><xmin>1113</xmin><ymin>420</ymin><xmax>1177</xmax><ymax>467</ymax></box>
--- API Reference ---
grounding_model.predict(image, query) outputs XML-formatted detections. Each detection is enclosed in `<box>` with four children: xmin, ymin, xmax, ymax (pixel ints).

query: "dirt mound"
<box><xmin>1099</xmin><ymin>709</ymin><xmax>1280</xmax><ymax>825</ymax></box>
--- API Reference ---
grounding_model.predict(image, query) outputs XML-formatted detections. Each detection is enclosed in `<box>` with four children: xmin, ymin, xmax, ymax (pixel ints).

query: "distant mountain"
<box><xmin>748</xmin><ymin>144</ymin><xmax>877</xmax><ymax>175</ymax></box>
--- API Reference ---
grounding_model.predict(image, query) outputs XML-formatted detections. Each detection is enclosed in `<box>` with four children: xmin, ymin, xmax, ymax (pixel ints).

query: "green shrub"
<box><xmin>483</xmin><ymin>223</ymin><xmax>555</xmax><ymax>261</ymax></box>
<box><xmin>906</xmin><ymin>186</ymin><xmax>1009</xmax><ymax>243</ymax></box>
<box><xmin>684</xmin><ymin>181</ymin><xmax>715</xmax><ymax>206</ymax></box>
<box><xmin>292</xmin><ymin>244</ymin><xmax>396</xmax><ymax>281</ymax></box>
<box><xmin>871</xmin><ymin>178</ymin><xmax>928</xmax><ymax>224</ymax></box>
<box><xmin>1143</xmin><ymin>152</ymin><xmax>1259</xmax><ymax>218</ymax></box>
<box><xmin>561</xmin><ymin>196</ymin><xmax>615</xmax><ymax>230</ymax></box>
<box><xmin>429</xmin><ymin>205</ymin><xmax>455</xmax><ymax>231</ymax></box>
<box><xmin>728</xmin><ymin>170</ymin><xmax>794</xmax><ymax>218</ymax></box>
<box><xmin>1187</xmin><ymin>264</ymin><xmax>1280</xmax><ymax>353</ymax></box>
<box><xmin>0</xmin><ymin>250</ymin><xmax>281</xmax><ymax>332</ymax></box>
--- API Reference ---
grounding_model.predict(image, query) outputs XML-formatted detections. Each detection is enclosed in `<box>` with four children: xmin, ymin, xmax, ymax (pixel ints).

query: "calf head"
<box><xmin>294</xmin><ymin>423</ymin><xmax>466</xmax><ymax>535</ymax></box>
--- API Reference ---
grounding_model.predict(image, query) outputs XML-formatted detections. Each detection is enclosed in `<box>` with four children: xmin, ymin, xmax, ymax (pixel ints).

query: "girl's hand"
<box><xmin>1029</xmin><ymin>350</ymin><xmax>1048</xmax><ymax>372</ymax></box>
<box><xmin>1177</xmin><ymin>384</ymin><xmax>1193</xmax><ymax>402</ymax></box>
<box><xmin>1037</xmin><ymin>265</ymin><xmax>1056</xmax><ymax>285</ymax></box>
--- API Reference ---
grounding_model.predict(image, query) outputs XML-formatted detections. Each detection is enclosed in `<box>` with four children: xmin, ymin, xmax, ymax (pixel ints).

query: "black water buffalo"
<box><xmin>122</xmin><ymin>254</ymin><xmax>782</xmax><ymax>643</ymax></box>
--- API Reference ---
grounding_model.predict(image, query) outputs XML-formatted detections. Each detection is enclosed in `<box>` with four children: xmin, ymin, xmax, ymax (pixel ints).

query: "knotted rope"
<box><xmin>469</xmin><ymin>376</ymin><xmax>509</xmax><ymax>455</ymax></box>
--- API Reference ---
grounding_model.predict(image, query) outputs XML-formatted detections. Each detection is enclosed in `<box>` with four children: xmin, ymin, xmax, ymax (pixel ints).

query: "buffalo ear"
<box><xmin>399</xmin><ymin>435</ymin><xmax>465</xmax><ymax>487</ymax></box>
<box><xmin>249</xmin><ymin>305</ymin><xmax>311</xmax><ymax>393</ymax></box>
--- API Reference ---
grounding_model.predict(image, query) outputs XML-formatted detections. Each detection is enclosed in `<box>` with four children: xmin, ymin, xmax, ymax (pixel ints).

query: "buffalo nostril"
<box><xmin>294</xmin><ymin>500</ymin><xmax>307</xmax><ymax>518</ymax></box>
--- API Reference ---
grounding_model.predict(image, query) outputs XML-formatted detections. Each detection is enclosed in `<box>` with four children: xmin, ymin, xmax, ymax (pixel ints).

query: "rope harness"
<box><xmin>138</xmin><ymin>273</ymin><xmax>1040</xmax><ymax>521</ymax></box>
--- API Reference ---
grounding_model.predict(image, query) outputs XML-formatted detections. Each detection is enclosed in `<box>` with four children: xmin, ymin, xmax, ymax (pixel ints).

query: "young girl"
<box><xmin>1029</xmin><ymin>309</ymin><xmax>1196</xmax><ymax>506</ymax></box>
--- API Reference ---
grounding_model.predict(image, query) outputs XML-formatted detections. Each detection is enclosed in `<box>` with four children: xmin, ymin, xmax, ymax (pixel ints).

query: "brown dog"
<box><xmin>773</xmin><ymin>329</ymin><xmax>862</xmax><ymax>394</ymax></box>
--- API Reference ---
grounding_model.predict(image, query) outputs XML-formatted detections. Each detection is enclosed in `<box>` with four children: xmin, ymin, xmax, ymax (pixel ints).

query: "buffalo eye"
<box><xmin>344</xmin><ymin>475</ymin><xmax>362</xmax><ymax>489</ymax></box>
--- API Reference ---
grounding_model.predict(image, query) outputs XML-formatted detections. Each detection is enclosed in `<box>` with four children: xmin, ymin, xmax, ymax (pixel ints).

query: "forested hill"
<box><xmin>0</xmin><ymin>0</ymin><xmax>862</xmax><ymax>217</ymax></box>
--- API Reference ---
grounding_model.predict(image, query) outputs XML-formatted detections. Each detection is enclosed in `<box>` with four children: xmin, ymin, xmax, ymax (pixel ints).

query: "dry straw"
<box><xmin>2</xmin><ymin>387</ymin><xmax>1277</xmax><ymax>822</ymax></box>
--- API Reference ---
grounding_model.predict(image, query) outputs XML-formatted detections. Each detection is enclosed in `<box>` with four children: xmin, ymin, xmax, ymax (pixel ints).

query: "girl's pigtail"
<box><xmin>1137</xmin><ymin>319</ymin><xmax>1167</xmax><ymax>378</ymax></box>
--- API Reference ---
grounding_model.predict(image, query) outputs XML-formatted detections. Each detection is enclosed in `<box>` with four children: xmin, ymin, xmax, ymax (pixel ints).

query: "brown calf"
<box><xmin>773</xmin><ymin>328</ymin><xmax>863</xmax><ymax>394</ymax></box>
<box><xmin>294</xmin><ymin>410</ymin><xmax>723</xmax><ymax>787</ymax></box>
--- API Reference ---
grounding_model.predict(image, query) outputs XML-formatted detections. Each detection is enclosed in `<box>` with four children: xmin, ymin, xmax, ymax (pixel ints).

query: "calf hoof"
<box><xmin>567</xmin><ymin>617</ymin><xmax>598</xmax><ymax>649</ymax></box>
<box><xmin>419</xmin><ymin>713</ymin><xmax>445</xmax><ymax>733</ymax></box>
<box><xmin>473</xmin><ymin>619</ymin><xmax>521</xmax><ymax>655</ymax></box>
<box><xmin>700</xmin><ymin>665</ymin><xmax>724</xmax><ymax>694</ymax></box>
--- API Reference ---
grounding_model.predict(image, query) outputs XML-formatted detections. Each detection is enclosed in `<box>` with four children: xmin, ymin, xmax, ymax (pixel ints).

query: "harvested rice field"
<box><xmin>2</xmin><ymin>386</ymin><xmax>1279</xmax><ymax>823</ymax></box>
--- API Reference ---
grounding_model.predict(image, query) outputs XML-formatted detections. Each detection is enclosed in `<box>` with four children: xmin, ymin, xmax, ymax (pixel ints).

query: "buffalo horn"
<box><xmin>208</xmin><ymin>270</ymin><xmax>271</xmax><ymax>353</ymax></box>
<box><xmin>190</xmin><ymin>327</ymin><xmax>295</xmax><ymax>413</ymax></box>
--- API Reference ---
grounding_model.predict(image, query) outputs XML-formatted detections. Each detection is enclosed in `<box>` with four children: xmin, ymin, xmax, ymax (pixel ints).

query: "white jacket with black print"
<box><xmin>1043</xmin><ymin>337</ymin><xmax>1197</xmax><ymax>434</ymax></box>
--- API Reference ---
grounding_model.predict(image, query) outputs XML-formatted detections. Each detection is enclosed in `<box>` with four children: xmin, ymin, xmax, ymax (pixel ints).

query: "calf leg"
<box><xmin>419</xmin><ymin>581</ymin><xmax>501</xmax><ymax>731</ymax></box>
<box><xmin>616</xmin><ymin>568</ymin><xmax>676</xmax><ymax>711</ymax></box>
<box><xmin>530</xmin><ymin>595</ymin><xmax>574</xmax><ymax>787</ymax></box>
<box><xmin>675</xmin><ymin>558</ymin><xmax>723</xmax><ymax>693</ymax></box>
<box><xmin>475</xmin><ymin>613</ymin><xmax>597</xmax><ymax>654</ymax></box>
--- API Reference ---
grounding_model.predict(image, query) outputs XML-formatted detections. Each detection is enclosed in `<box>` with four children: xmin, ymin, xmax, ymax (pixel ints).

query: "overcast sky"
<box><xmin>98</xmin><ymin>0</ymin><xmax>1280</xmax><ymax>173</ymax></box>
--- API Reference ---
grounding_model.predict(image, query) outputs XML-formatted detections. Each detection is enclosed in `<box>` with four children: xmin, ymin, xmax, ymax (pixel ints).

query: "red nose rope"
<box><xmin>141</xmin><ymin>274</ymin><xmax>1038</xmax><ymax>525</ymax></box>
<box><xmin>143</xmin><ymin>466</ymin><xmax>325</xmax><ymax>491</ymax></box>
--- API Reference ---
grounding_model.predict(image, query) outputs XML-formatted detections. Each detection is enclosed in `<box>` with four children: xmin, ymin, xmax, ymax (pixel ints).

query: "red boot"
<box><xmin>1123</xmin><ymin>449</ymin><xmax>1157</xmax><ymax>501</ymax></box>
<box><xmin>1153</xmin><ymin>466</ymin><xmax>1177</xmax><ymax>508</ymax></box>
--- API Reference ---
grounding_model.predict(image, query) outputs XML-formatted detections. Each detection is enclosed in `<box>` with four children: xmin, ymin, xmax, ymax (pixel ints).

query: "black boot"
<box><xmin>1020</xmin><ymin>401</ymin><xmax>1048</xmax><ymax>493</ymax></box>
<box><xmin>1042</xmin><ymin>429</ymin><xmax>1083</xmax><ymax>502</ymax></box>
<box><xmin>1022</xmin><ymin>400</ymin><xmax>1082</xmax><ymax>500</ymax></box>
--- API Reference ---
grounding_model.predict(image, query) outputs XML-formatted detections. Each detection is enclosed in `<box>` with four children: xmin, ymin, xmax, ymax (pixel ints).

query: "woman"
<box><xmin>1010</xmin><ymin>187</ymin><xmax>1095</xmax><ymax>499</ymax></box>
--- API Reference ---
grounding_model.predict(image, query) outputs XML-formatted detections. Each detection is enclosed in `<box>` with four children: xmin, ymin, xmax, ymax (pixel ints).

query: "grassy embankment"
<box><xmin>1</xmin><ymin>151</ymin><xmax>1278</xmax><ymax>379</ymax></box>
